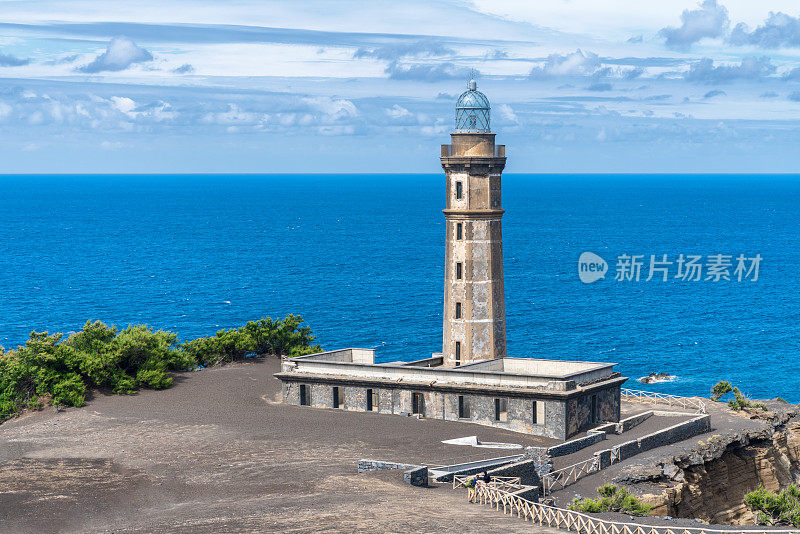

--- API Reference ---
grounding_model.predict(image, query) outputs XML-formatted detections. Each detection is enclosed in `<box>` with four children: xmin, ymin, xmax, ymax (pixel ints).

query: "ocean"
<box><xmin>0</xmin><ymin>174</ymin><xmax>798</xmax><ymax>401</ymax></box>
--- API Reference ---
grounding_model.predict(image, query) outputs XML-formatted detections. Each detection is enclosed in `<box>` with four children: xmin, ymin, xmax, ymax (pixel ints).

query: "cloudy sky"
<box><xmin>4</xmin><ymin>0</ymin><xmax>800</xmax><ymax>172</ymax></box>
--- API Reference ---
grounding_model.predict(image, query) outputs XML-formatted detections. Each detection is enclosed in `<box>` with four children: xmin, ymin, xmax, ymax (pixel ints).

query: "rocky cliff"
<box><xmin>619</xmin><ymin>402</ymin><xmax>800</xmax><ymax>525</ymax></box>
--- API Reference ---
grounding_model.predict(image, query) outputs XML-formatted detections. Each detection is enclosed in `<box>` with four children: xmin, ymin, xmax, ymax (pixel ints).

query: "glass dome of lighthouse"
<box><xmin>455</xmin><ymin>77</ymin><xmax>490</xmax><ymax>133</ymax></box>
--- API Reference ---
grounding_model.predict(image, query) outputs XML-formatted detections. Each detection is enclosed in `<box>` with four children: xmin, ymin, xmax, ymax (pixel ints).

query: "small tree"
<box><xmin>711</xmin><ymin>380</ymin><xmax>732</xmax><ymax>401</ymax></box>
<box><xmin>710</xmin><ymin>380</ymin><xmax>767</xmax><ymax>411</ymax></box>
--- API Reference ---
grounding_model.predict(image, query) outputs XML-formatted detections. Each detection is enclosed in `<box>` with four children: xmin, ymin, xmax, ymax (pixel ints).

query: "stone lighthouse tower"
<box><xmin>440</xmin><ymin>78</ymin><xmax>507</xmax><ymax>367</ymax></box>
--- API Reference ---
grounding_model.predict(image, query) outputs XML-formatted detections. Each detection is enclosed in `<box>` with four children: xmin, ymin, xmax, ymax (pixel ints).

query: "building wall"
<box><xmin>566</xmin><ymin>385</ymin><xmax>621</xmax><ymax>437</ymax></box>
<box><xmin>279</xmin><ymin>379</ymin><xmax>605</xmax><ymax>440</ymax></box>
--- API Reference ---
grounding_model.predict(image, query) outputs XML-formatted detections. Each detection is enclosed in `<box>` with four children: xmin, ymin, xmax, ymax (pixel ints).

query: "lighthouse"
<box><xmin>440</xmin><ymin>78</ymin><xmax>507</xmax><ymax>367</ymax></box>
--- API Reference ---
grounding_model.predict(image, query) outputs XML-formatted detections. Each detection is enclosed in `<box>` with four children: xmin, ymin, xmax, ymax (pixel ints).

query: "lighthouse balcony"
<box><xmin>441</xmin><ymin>143</ymin><xmax>505</xmax><ymax>158</ymax></box>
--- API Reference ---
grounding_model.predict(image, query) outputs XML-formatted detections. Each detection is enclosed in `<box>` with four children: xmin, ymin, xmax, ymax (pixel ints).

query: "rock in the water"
<box><xmin>638</xmin><ymin>372</ymin><xmax>675</xmax><ymax>384</ymax></box>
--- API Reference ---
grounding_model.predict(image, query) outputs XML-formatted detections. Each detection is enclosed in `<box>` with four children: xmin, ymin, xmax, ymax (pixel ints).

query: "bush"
<box><xmin>0</xmin><ymin>316</ymin><xmax>321</xmax><ymax>422</ymax></box>
<box><xmin>745</xmin><ymin>485</ymin><xmax>800</xmax><ymax>526</ymax></box>
<box><xmin>181</xmin><ymin>314</ymin><xmax>321</xmax><ymax>366</ymax></box>
<box><xmin>569</xmin><ymin>484</ymin><xmax>653</xmax><ymax>516</ymax></box>
<box><xmin>711</xmin><ymin>380</ymin><xmax>767</xmax><ymax>411</ymax></box>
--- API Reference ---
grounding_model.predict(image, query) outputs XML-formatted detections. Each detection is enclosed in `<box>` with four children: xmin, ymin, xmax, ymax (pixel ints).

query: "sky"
<box><xmin>5</xmin><ymin>1</ymin><xmax>800</xmax><ymax>172</ymax></box>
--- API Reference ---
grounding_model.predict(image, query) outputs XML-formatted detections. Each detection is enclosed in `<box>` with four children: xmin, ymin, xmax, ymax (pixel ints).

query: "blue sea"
<box><xmin>1</xmin><ymin>174</ymin><xmax>798</xmax><ymax>401</ymax></box>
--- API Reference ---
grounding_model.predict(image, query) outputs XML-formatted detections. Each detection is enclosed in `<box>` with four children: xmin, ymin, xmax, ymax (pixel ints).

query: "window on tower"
<box><xmin>456</xmin><ymin>222</ymin><xmax>463</xmax><ymax>240</ymax></box>
<box><xmin>455</xmin><ymin>302</ymin><xmax>462</xmax><ymax>319</ymax></box>
<box><xmin>455</xmin><ymin>341</ymin><xmax>461</xmax><ymax>366</ymax></box>
<box><xmin>455</xmin><ymin>262</ymin><xmax>462</xmax><ymax>280</ymax></box>
<box><xmin>455</xmin><ymin>181</ymin><xmax>463</xmax><ymax>199</ymax></box>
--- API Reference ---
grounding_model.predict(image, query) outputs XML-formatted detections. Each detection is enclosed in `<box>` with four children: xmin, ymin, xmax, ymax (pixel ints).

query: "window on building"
<box><xmin>495</xmin><ymin>398</ymin><xmax>508</xmax><ymax>422</ymax></box>
<box><xmin>366</xmin><ymin>388</ymin><xmax>377</xmax><ymax>411</ymax></box>
<box><xmin>533</xmin><ymin>400</ymin><xmax>544</xmax><ymax>425</ymax></box>
<box><xmin>455</xmin><ymin>181</ymin><xmax>463</xmax><ymax>199</ymax></box>
<box><xmin>456</xmin><ymin>262</ymin><xmax>463</xmax><ymax>280</ymax></box>
<box><xmin>332</xmin><ymin>386</ymin><xmax>341</xmax><ymax>409</ymax></box>
<box><xmin>412</xmin><ymin>392</ymin><xmax>425</xmax><ymax>416</ymax></box>
<box><xmin>299</xmin><ymin>384</ymin><xmax>310</xmax><ymax>406</ymax></box>
<box><xmin>455</xmin><ymin>341</ymin><xmax>461</xmax><ymax>366</ymax></box>
<box><xmin>456</xmin><ymin>222</ymin><xmax>463</xmax><ymax>240</ymax></box>
<box><xmin>458</xmin><ymin>395</ymin><xmax>471</xmax><ymax>418</ymax></box>
<box><xmin>455</xmin><ymin>302</ymin><xmax>462</xmax><ymax>319</ymax></box>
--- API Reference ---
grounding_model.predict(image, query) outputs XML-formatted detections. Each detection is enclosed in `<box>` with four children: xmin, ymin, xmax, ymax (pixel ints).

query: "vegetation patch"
<box><xmin>710</xmin><ymin>380</ymin><xmax>767</xmax><ymax>411</ymax></box>
<box><xmin>745</xmin><ymin>484</ymin><xmax>800</xmax><ymax>527</ymax></box>
<box><xmin>569</xmin><ymin>484</ymin><xmax>652</xmax><ymax>516</ymax></box>
<box><xmin>0</xmin><ymin>315</ymin><xmax>320</xmax><ymax>422</ymax></box>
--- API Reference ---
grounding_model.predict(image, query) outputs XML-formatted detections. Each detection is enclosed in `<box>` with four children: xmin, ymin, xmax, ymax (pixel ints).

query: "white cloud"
<box><xmin>684</xmin><ymin>56</ymin><xmax>776</xmax><ymax>83</ymax></box>
<box><xmin>530</xmin><ymin>50</ymin><xmax>600</xmax><ymax>78</ymax></box>
<box><xmin>0</xmin><ymin>102</ymin><xmax>12</xmax><ymax>121</ymax></box>
<box><xmin>659</xmin><ymin>0</ymin><xmax>729</xmax><ymax>50</ymax></box>
<box><xmin>730</xmin><ymin>11</ymin><xmax>800</xmax><ymax>48</ymax></box>
<box><xmin>386</xmin><ymin>104</ymin><xmax>413</xmax><ymax>119</ymax></box>
<box><xmin>498</xmin><ymin>103</ymin><xmax>519</xmax><ymax>124</ymax></box>
<box><xmin>78</xmin><ymin>36</ymin><xmax>153</xmax><ymax>73</ymax></box>
<box><xmin>302</xmin><ymin>96</ymin><xmax>358</xmax><ymax>121</ymax></box>
<box><xmin>110</xmin><ymin>96</ymin><xmax>136</xmax><ymax>115</ymax></box>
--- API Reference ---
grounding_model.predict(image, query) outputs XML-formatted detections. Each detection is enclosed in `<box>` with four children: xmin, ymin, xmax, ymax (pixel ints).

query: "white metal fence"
<box><xmin>622</xmin><ymin>388</ymin><xmax>707</xmax><ymax>414</ymax></box>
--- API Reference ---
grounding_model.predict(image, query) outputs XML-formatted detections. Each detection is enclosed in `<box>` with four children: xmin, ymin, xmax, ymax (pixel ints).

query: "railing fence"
<box><xmin>622</xmin><ymin>388</ymin><xmax>707</xmax><ymax>414</ymax></box>
<box><xmin>469</xmin><ymin>484</ymin><xmax>799</xmax><ymax>534</ymax></box>
<box><xmin>453</xmin><ymin>475</ymin><xmax>521</xmax><ymax>491</ymax></box>
<box><xmin>541</xmin><ymin>455</ymin><xmax>602</xmax><ymax>495</ymax></box>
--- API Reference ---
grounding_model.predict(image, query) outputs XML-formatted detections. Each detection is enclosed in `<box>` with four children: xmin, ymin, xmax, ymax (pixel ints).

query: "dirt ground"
<box><xmin>0</xmin><ymin>356</ymin><xmax>562</xmax><ymax>533</ymax></box>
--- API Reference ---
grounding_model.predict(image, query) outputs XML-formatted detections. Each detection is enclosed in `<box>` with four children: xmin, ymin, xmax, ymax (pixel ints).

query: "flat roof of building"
<box><xmin>283</xmin><ymin>349</ymin><xmax>619</xmax><ymax>391</ymax></box>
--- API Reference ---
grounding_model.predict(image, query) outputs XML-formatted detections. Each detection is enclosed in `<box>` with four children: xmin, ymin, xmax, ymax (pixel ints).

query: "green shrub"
<box><xmin>0</xmin><ymin>316</ymin><xmax>321</xmax><ymax>421</ymax></box>
<box><xmin>728</xmin><ymin>388</ymin><xmax>767</xmax><ymax>411</ymax></box>
<box><xmin>745</xmin><ymin>485</ymin><xmax>800</xmax><ymax>526</ymax></box>
<box><xmin>181</xmin><ymin>314</ymin><xmax>321</xmax><ymax>366</ymax></box>
<box><xmin>569</xmin><ymin>484</ymin><xmax>652</xmax><ymax>516</ymax></box>
<box><xmin>51</xmin><ymin>373</ymin><xmax>86</xmax><ymax>407</ymax></box>
<box><xmin>711</xmin><ymin>380</ymin><xmax>767</xmax><ymax>411</ymax></box>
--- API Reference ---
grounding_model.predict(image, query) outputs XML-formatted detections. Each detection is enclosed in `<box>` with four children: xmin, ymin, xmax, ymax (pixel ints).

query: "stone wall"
<box><xmin>281</xmin><ymin>378</ymin><xmax>588</xmax><ymax>439</ymax></box>
<box><xmin>486</xmin><ymin>458</ymin><xmax>544</xmax><ymax>487</ymax></box>
<box><xmin>522</xmin><ymin>447</ymin><xmax>553</xmax><ymax>480</ymax></box>
<box><xmin>358</xmin><ymin>459</ymin><xmax>429</xmax><ymax>487</ymax></box>
<box><xmin>612</xmin><ymin>415</ymin><xmax>711</xmax><ymax>462</ymax></box>
<box><xmin>567</xmin><ymin>385</ymin><xmax>621</xmax><ymax>437</ymax></box>
<box><xmin>357</xmin><ymin>459</ymin><xmax>418</xmax><ymax>473</ymax></box>
<box><xmin>547</xmin><ymin>432</ymin><xmax>606</xmax><ymax>458</ymax></box>
<box><xmin>618</xmin><ymin>411</ymin><xmax>653</xmax><ymax>433</ymax></box>
<box><xmin>403</xmin><ymin>466</ymin><xmax>429</xmax><ymax>487</ymax></box>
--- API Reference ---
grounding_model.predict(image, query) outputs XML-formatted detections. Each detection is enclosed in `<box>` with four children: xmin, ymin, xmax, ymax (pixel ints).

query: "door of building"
<box><xmin>412</xmin><ymin>392</ymin><xmax>425</xmax><ymax>416</ymax></box>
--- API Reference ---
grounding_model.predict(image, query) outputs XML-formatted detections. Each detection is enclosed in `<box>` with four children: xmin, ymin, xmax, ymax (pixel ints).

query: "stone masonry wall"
<box><xmin>487</xmin><ymin>458</ymin><xmax>543</xmax><ymax>487</ymax></box>
<box><xmin>613</xmin><ymin>415</ymin><xmax>711</xmax><ymax>462</ymax></box>
<box><xmin>280</xmin><ymin>378</ymin><xmax>619</xmax><ymax>440</ymax></box>
<box><xmin>567</xmin><ymin>386</ymin><xmax>620</xmax><ymax>437</ymax></box>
